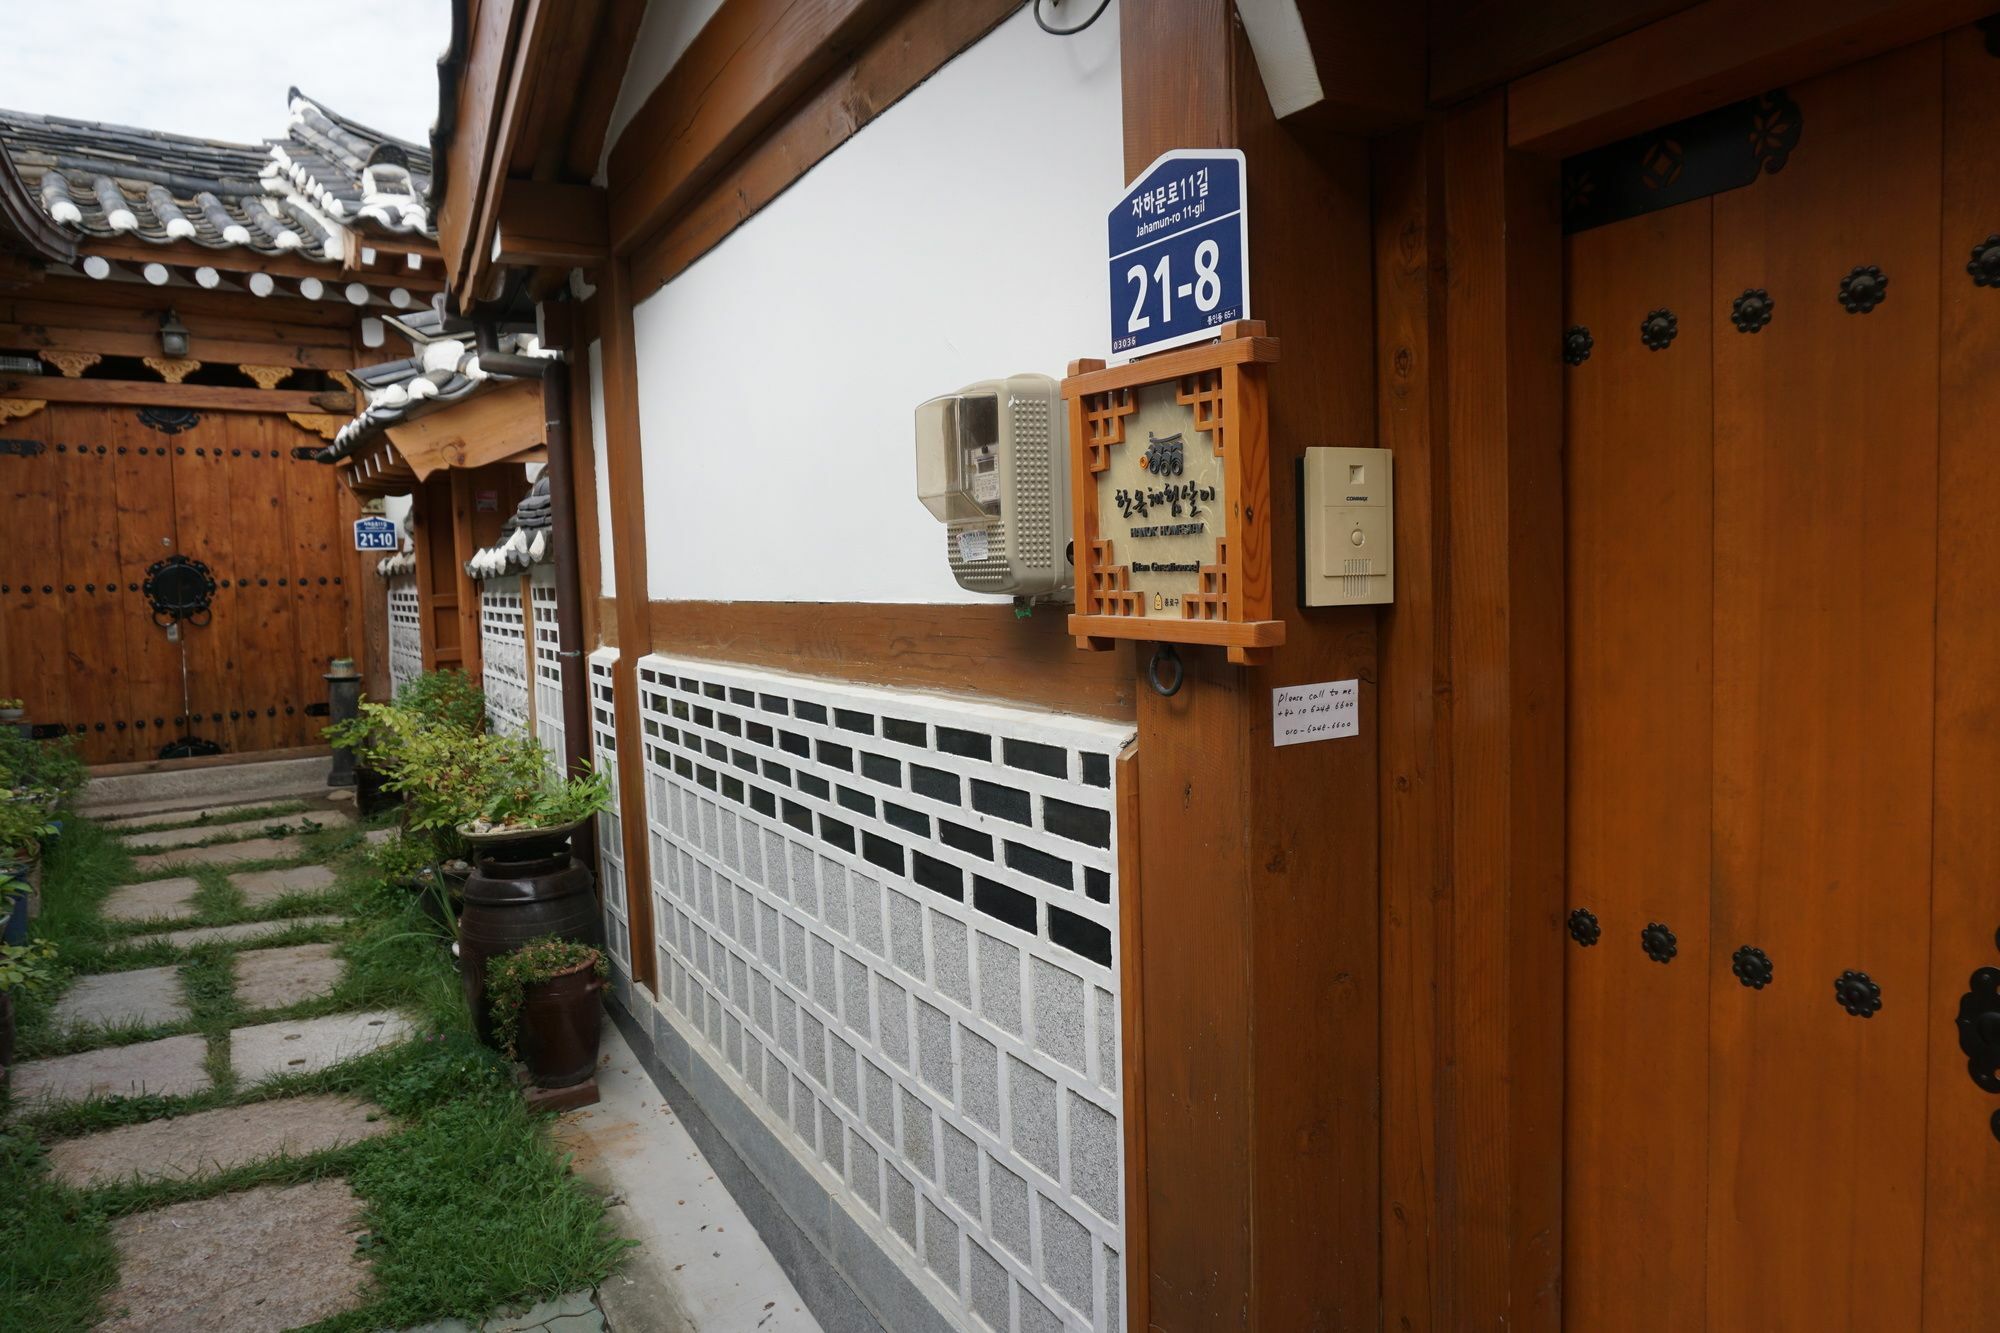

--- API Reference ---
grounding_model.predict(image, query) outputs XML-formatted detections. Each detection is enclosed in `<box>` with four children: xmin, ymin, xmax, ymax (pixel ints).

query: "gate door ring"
<box><xmin>142</xmin><ymin>555</ymin><xmax>217</xmax><ymax>627</ymax></box>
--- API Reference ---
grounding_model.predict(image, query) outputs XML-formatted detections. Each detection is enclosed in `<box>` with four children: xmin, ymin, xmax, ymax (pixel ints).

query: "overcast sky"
<box><xmin>0</xmin><ymin>1</ymin><xmax>454</xmax><ymax>146</ymax></box>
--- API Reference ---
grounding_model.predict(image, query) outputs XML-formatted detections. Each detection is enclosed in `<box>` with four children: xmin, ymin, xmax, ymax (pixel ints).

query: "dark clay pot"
<box><xmin>459</xmin><ymin>850</ymin><xmax>599</xmax><ymax>1045</ymax></box>
<box><xmin>354</xmin><ymin>764</ymin><xmax>395</xmax><ymax>817</ymax></box>
<box><xmin>518</xmin><ymin>963</ymin><xmax>605</xmax><ymax>1088</ymax></box>
<box><xmin>1</xmin><ymin>990</ymin><xmax>14</xmax><ymax>1079</ymax></box>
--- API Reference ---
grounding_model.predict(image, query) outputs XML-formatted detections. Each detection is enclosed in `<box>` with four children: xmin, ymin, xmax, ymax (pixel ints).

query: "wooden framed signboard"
<box><xmin>1066</xmin><ymin>320</ymin><xmax>1284</xmax><ymax>665</ymax></box>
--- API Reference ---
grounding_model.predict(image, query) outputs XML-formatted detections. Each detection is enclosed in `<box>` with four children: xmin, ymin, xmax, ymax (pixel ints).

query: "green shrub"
<box><xmin>394</xmin><ymin>669</ymin><xmax>488</xmax><ymax>734</ymax></box>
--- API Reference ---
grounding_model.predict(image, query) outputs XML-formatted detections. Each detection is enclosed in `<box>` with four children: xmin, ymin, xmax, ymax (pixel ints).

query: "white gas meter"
<box><xmin>915</xmin><ymin>373</ymin><xmax>1071</xmax><ymax>600</ymax></box>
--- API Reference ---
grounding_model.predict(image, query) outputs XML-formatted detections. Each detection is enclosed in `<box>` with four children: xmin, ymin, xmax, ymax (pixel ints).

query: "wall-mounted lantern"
<box><xmin>158</xmin><ymin>309</ymin><xmax>190</xmax><ymax>359</ymax></box>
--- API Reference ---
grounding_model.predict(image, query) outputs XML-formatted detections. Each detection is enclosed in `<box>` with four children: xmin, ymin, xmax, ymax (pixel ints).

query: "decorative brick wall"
<box><xmin>479</xmin><ymin>578</ymin><xmax>531</xmax><ymax>738</ymax></box>
<box><xmin>590</xmin><ymin>649</ymin><xmax>630</xmax><ymax>976</ymax></box>
<box><xmin>636</xmin><ymin>653</ymin><xmax>1131</xmax><ymax>1333</ymax></box>
<box><xmin>386</xmin><ymin>574</ymin><xmax>422</xmax><ymax>698</ymax></box>
<box><xmin>530</xmin><ymin>565</ymin><xmax>564</xmax><ymax>772</ymax></box>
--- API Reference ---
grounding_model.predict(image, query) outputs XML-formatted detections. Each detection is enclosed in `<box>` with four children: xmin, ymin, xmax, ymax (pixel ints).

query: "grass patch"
<box><xmin>101</xmin><ymin>800</ymin><xmax>310</xmax><ymax>836</ymax></box>
<box><xmin>4</xmin><ymin>810</ymin><xmax>626</xmax><ymax>1329</ymax></box>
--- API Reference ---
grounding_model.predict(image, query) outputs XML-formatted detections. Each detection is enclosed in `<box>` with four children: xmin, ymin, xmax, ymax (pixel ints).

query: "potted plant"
<box><xmin>0</xmin><ymin>699</ymin><xmax>22</xmax><ymax>723</ymax></box>
<box><xmin>486</xmin><ymin>935</ymin><xmax>606</xmax><ymax>1089</ymax></box>
<box><xmin>456</xmin><ymin>766</ymin><xmax>613</xmax><ymax>859</ymax></box>
<box><xmin>0</xmin><ymin>938</ymin><xmax>58</xmax><ymax>1080</ymax></box>
<box><xmin>0</xmin><ymin>801</ymin><xmax>54</xmax><ymax>946</ymax></box>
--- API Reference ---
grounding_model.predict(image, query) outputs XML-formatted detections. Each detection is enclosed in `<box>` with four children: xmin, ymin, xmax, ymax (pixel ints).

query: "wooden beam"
<box><xmin>381</xmin><ymin>376</ymin><xmax>548</xmax><ymax>480</ymax></box>
<box><xmin>607</xmin><ymin>0</ymin><xmax>901</xmax><ymax>256</ymax></box>
<box><xmin>1272</xmin><ymin>1</ymin><xmax>1425</xmax><ymax>133</ymax></box>
<box><xmin>79</xmin><ymin>237</ymin><xmax>444</xmax><ymax>293</ymax></box>
<box><xmin>0</xmin><ymin>322</ymin><xmax>358</xmax><ymax>371</ymax></box>
<box><xmin>560</xmin><ymin>0</ymin><xmax>647</xmax><ymax>181</ymax></box>
<box><xmin>598</xmin><ymin>255</ymin><xmax>657</xmax><ymax>991</ymax></box>
<box><xmin>1507</xmin><ymin>0</ymin><xmax>1994</xmax><ymax>155</ymax></box>
<box><xmin>631</xmin><ymin>0</ymin><xmax>1017</xmax><ymax>294</ymax></box>
<box><xmin>645</xmin><ymin>601</ymin><xmax>1135</xmax><ymax>719</ymax></box>
<box><xmin>0</xmin><ymin>374</ymin><xmax>346</xmax><ymax>414</ymax></box>
<box><xmin>437</xmin><ymin>0</ymin><xmax>530</xmax><ymax>296</ymax></box>
<box><xmin>494</xmin><ymin>180</ymin><xmax>608</xmax><ymax>267</ymax></box>
<box><xmin>1427</xmin><ymin>0</ymin><xmax>1699</xmax><ymax>106</ymax></box>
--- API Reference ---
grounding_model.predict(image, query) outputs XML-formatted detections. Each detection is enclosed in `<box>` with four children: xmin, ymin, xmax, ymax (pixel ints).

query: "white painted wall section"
<box><xmin>631</xmin><ymin>3</ymin><xmax>1122</xmax><ymax>604</ymax></box>
<box><xmin>599</xmin><ymin>0</ymin><xmax>729</xmax><ymax>184</ymax></box>
<box><xmin>588</xmin><ymin>338</ymin><xmax>616</xmax><ymax>598</ymax></box>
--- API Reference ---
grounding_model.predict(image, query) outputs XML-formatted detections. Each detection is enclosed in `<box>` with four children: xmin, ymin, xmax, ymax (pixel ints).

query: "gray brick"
<box><xmin>1039</xmin><ymin>1194</ymin><xmax>1093</xmax><ymax>1312</ymax></box>
<box><xmin>886</xmin><ymin>1167</ymin><xmax>918</xmax><ymax>1251</ymax></box>
<box><xmin>888</xmin><ymin>888</ymin><xmax>926</xmax><ymax>982</ymax></box>
<box><xmin>1018</xmin><ymin>1285</ymin><xmax>1064</xmax><ymax>1333</ymax></box>
<box><xmin>989</xmin><ymin>1159</ymin><xmax>1031</xmax><ymax>1263</ymax></box>
<box><xmin>932</xmin><ymin>911</ymin><xmax>971</xmax><ymax>1007</ymax></box>
<box><xmin>790</xmin><ymin>842</ymin><xmax>819</xmax><ymax>916</ymax></box>
<box><xmin>976</xmin><ymin>933</ymin><xmax>1023</xmax><ymax>1035</ymax></box>
<box><xmin>943</xmin><ymin>1122</ymin><xmax>980</xmax><ymax>1213</ymax></box>
<box><xmin>878</xmin><ymin>976</ymin><xmax>910</xmax><ymax>1069</ymax></box>
<box><xmin>730</xmin><ymin>950</ymin><xmax>749</xmax><ymax>1011</ymax></box>
<box><xmin>900</xmin><ymin>1086</ymin><xmax>936</xmax><ymax>1182</ymax></box>
<box><xmin>735</xmin><ymin>886</ymin><xmax>756</xmax><ymax>947</ymax></box>
<box><xmin>740</xmin><ymin>821</ymin><xmax>763</xmax><ymax>883</ymax></box>
<box><xmin>1031</xmin><ymin>957</ymin><xmax>1089</xmax><ymax>1074</ymax></box>
<box><xmin>775</xmin><ymin>992</ymin><xmax>798</xmax><ymax>1058</ymax></box>
<box><xmin>1095</xmin><ymin>985</ymin><xmax>1118</xmax><ymax>1092</ymax></box>
<box><xmin>759</xmin><ymin>903</ymin><xmax>781</xmax><ymax>967</ymax></box>
<box><xmin>783</xmin><ymin>916</ymin><xmax>807</xmax><ymax>990</ymax></box>
<box><xmin>962</xmin><ymin>1028</ymin><xmax>1002</xmax><ymax>1135</ymax></box>
<box><xmin>852</xmin><ymin>873</ymin><xmax>886</xmax><ymax>958</ymax></box>
<box><xmin>916</xmin><ymin>1000</ymin><xmax>954</xmax><ymax>1098</ymax></box>
<box><xmin>726</xmin><ymin>1013</ymin><xmax>745</xmax><ymax>1074</ymax></box>
<box><xmin>801</xmin><ymin>1012</ymin><xmax>826</xmax><ymax>1086</ymax></box>
<box><xmin>818</xmin><ymin>1100</ymin><xmax>842</xmax><ymax>1169</ymax></box>
<box><xmin>752</xmin><ymin>974</ymin><xmax>772</xmax><ymax>1037</ymax></box>
<box><xmin>968</xmin><ymin>1241</ymin><xmax>1009</xmax><ymax>1332</ymax></box>
<box><xmin>718</xmin><ymin>809</ymin><xmax>740</xmax><ymax>870</ymax></box>
<box><xmin>1104</xmin><ymin>1243</ymin><xmax>1122</xmax><ymax>1333</ymax></box>
<box><xmin>1067</xmin><ymin>1090</ymin><xmax>1121</xmax><ymax>1221</ymax></box>
<box><xmin>762</xmin><ymin>830</ymin><xmax>786</xmax><ymax>891</ymax></box>
<box><xmin>791</xmin><ymin>1074</ymin><xmax>815</xmax><ymax>1146</ymax></box>
<box><xmin>830</xmin><ymin>1033</ymin><xmax>859</xmax><ymax>1113</ymax></box>
<box><xmin>811</xmin><ymin>933</ymin><xmax>838</xmax><ymax>1013</ymax></box>
<box><xmin>921</xmin><ymin>1196</ymin><xmax>960</xmax><ymax>1290</ymax></box>
<box><xmin>696</xmin><ymin>861</ymin><xmax>714</xmax><ymax>920</ymax></box>
<box><xmin>841</xmin><ymin>952</ymin><xmax>871</xmax><ymax>1039</ymax></box>
<box><xmin>847</xmin><ymin>1128</ymin><xmax>880</xmax><ymax>1214</ymax></box>
<box><xmin>864</xmin><ymin>1058</ymin><xmax>894</xmax><ymax>1142</ymax></box>
<box><xmin>819</xmin><ymin>856</ymin><xmax>849</xmax><ymax>934</ymax></box>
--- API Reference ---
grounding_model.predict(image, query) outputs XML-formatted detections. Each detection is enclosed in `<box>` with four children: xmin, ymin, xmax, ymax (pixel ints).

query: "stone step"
<box><xmin>102</xmin><ymin>876</ymin><xmax>201</xmax><ymax>924</ymax></box>
<box><xmin>79</xmin><ymin>755</ymin><xmax>333</xmax><ymax>817</ymax></box>
<box><xmin>52</xmin><ymin>965</ymin><xmax>190</xmax><ymax>1032</ymax></box>
<box><xmin>120</xmin><ymin>810</ymin><xmax>352</xmax><ymax>850</ymax></box>
<box><xmin>233</xmin><ymin>863</ymin><xmax>338</xmax><ymax>907</ymax></box>
<box><xmin>7</xmin><ymin>1033</ymin><xmax>212</xmax><ymax>1106</ymax></box>
<box><xmin>229</xmin><ymin>1009</ymin><xmax>412</xmax><ymax>1084</ymax></box>
<box><xmin>44</xmin><ymin>1093</ymin><xmax>393</xmax><ymax>1189</ymax></box>
<box><xmin>131</xmin><ymin>834</ymin><xmax>312</xmax><ymax>874</ymax></box>
<box><xmin>140</xmin><ymin>914</ymin><xmax>346</xmax><ymax>951</ymax></box>
<box><xmin>98</xmin><ymin>1180</ymin><xmax>368</xmax><ymax>1332</ymax></box>
<box><xmin>233</xmin><ymin>943</ymin><xmax>343</xmax><ymax>1010</ymax></box>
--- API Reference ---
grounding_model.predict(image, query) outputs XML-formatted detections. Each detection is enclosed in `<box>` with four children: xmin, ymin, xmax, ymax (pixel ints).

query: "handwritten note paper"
<box><xmin>1272</xmin><ymin>679</ymin><xmax>1359</xmax><ymax>747</ymax></box>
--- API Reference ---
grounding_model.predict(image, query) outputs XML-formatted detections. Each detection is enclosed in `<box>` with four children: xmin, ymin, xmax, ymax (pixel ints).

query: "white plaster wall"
<box><xmin>588</xmin><ymin>338</ymin><xmax>616</xmax><ymax>597</ymax></box>
<box><xmin>599</xmin><ymin>0</ymin><xmax>729</xmax><ymax>184</ymax></box>
<box><xmin>630</xmin><ymin>3</ymin><xmax>1122</xmax><ymax>604</ymax></box>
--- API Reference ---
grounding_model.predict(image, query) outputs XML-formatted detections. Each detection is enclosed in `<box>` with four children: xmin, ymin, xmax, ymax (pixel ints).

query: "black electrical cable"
<box><xmin>1033</xmin><ymin>0</ymin><xmax>1112</xmax><ymax>37</ymax></box>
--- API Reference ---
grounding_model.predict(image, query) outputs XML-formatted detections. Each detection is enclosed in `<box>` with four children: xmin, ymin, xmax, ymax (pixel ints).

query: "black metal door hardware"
<box><xmin>1732</xmin><ymin>945</ymin><xmax>1774</xmax><ymax>989</ymax></box>
<box><xmin>1568</xmin><ymin>907</ymin><xmax>1601</xmax><ymax>947</ymax></box>
<box><xmin>1730</xmin><ymin>288</ymin><xmax>1775</xmax><ymax>332</ymax></box>
<box><xmin>1969</xmin><ymin>235</ymin><xmax>2000</xmax><ymax>288</ymax></box>
<box><xmin>1837</xmin><ymin>265</ymin><xmax>1888</xmax><ymax>314</ymax></box>
<box><xmin>1641</xmin><ymin>921</ymin><xmax>1678</xmax><ymax>964</ymax></box>
<box><xmin>1957</xmin><ymin>931</ymin><xmax>2000</xmax><ymax>1095</ymax></box>
<box><xmin>1563</xmin><ymin>326</ymin><xmax>1594</xmax><ymax>366</ymax></box>
<box><xmin>1640</xmin><ymin>308</ymin><xmax>1678</xmax><ymax>350</ymax></box>
<box><xmin>141</xmin><ymin>554</ymin><xmax>216</xmax><ymax>626</ymax></box>
<box><xmin>1834</xmin><ymin>969</ymin><xmax>1882</xmax><ymax>1018</ymax></box>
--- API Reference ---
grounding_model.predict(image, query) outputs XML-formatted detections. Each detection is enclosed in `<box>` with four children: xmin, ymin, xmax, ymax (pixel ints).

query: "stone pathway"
<box><xmin>234</xmin><ymin>941</ymin><xmax>344</xmax><ymax>1008</ymax></box>
<box><xmin>52</xmin><ymin>965</ymin><xmax>189</xmax><ymax>1031</ymax></box>
<box><xmin>143</xmin><ymin>913</ymin><xmax>346</xmax><ymax>951</ymax></box>
<box><xmin>235</xmin><ymin>861</ymin><xmax>339</xmax><ymax>905</ymax></box>
<box><xmin>102</xmin><ymin>875</ymin><xmax>201</xmax><ymax>923</ymax></box>
<box><xmin>46</xmin><ymin>1094</ymin><xmax>395</xmax><ymax>1188</ymax></box>
<box><xmin>131</xmin><ymin>833</ymin><xmax>313</xmax><ymax>873</ymax></box>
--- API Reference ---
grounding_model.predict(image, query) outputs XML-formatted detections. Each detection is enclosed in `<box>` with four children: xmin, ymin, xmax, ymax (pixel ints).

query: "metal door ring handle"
<box><xmin>1147</xmin><ymin>644</ymin><xmax>1184</xmax><ymax>697</ymax></box>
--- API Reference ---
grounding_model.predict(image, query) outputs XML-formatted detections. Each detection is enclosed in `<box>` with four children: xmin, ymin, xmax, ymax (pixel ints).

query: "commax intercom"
<box><xmin>915</xmin><ymin>373</ymin><xmax>1071</xmax><ymax>600</ymax></box>
<box><xmin>1300</xmin><ymin>446</ymin><xmax>1394</xmax><ymax>606</ymax></box>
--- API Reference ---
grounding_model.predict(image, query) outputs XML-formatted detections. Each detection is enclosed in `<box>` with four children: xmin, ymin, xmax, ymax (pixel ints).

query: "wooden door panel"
<box><xmin>1563</xmin><ymin>200</ymin><xmax>1714</xmax><ymax>1333</ymax></box>
<box><xmin>1924</xmin><ymin>25</ymin><xmax>2000</xmax><ymax>1328</ymax></box>
<box><xmin>218</xmin><ymin>420</ymin><xmax>295</xmax><ymax>754</ymax></box>
<box><xmin>278</xmin><ymin>419</ymin><xmax>347</xmax><ymax>749</ymax></box>
<box><xmin>58</xmin><ymin>424</ymin><xmax>134</xmax><ymax>762</ymax></box>
<box><xmin>1706</xmin><ymin>41</ymin><xmax>1940</xmax><ymax>1327</ymax></box>
<box><xmin>110</xmin><ymin>415</ymin><xmax>184</xmax><ymax>759</ymax></box>
<box><xmin>0</xmin><ymin>416</ymin><xmax>70</xmax><ymax>748</ymax></box>
<box><xmin>168</xmin><ymin>419</ymin><xmax>241</xmax><ymax>755</ymax></box>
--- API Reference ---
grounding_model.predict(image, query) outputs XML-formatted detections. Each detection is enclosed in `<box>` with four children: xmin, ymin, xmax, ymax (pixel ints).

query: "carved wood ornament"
<box><xmin>142</xmin><ymin>356</ymin><xmax>202</xmax><ymax>384</ymax></box>
<box><xmin>287</xmin><ymin>412</ymin><xmax>344</xmax><ymax>440</ymax></box>
<box><xmin>0</xmin><ymin>398</ymin><xmax>47</xmax><ymax>422</ymax></box>
<box><xmin>40</xmin><ymin>349</ymin><xmax>100</xmax><ymax>378</ymax></box>
<box><xmin>240</xmin><ymin>364</ymin><xmax>294</xmax><ymax>391</ymax></box>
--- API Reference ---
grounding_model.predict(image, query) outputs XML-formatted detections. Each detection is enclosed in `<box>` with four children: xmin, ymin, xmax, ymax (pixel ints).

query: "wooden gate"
<box><xmin>0</xmin><ymin>403</ymin><xmax>353</xmax><ymax>764</ymax></box>
<box><xmin>1562</xmin><ymin>27</ymin><xmax>2000</xmax><ymax>1330</ymax></box>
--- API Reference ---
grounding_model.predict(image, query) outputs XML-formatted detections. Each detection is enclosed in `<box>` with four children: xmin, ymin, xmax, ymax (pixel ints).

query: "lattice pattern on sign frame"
<box><xmin>590</xmin><ymin>649</ymin><xmax>629</xmax><ymax>976</ymax></box>
<box><xmin>1175</xmin><ymin>369</ymin><xmax>1226</xmax><ymax>456</ymax></box>
<box><xmin>635</xmin><ymin>654</ymin><xmax>1132</xmax><ymax>1333</ymax></box>
<box><xmin>479</xmin><ymin>578</ymin><xmax>531</xmax><ymax>738</ymax></box>
<box><xmin>531</xmin><ymin>565</ymin><xmax>565</xmax><ymax>774</ymax></box>
<box><xmin>1186</xmin><ymin>539</ymin><xmax>1231</xmax><ymax>622</ymax></box>
<box><xmin>1078</xmin><ymin>386</ymin><xmax>1135</xmax><ymax>475</ymax></box>
<box><xmin>1085</xmin><ymin>540</ymin><xmax>1138</xmax><ymax>619</ymax></box>
<box><xmin>386</xmin><ymin>575</ymin><xmax>422</xmax><ymax>698</ymax></box>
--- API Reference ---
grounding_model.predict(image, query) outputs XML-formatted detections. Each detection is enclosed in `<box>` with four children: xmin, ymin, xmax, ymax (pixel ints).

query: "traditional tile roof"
<box><xmin>0</xmin><ymin>89</ymin><xmax>433</xmax><ymax>266</ymax></box>
<box><xmin>467</xmin><ymin>475</ymin><xmax>556</xmax><ymax>578</ymax></box>
<box><xmin>317</xmin><ymin>320</ymin><xmax>556</xmax><ymax>461</ymax></box>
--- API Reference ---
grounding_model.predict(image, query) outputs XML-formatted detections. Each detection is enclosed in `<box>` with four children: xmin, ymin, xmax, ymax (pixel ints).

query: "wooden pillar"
<box><xmin>1121</xmin><ymin>6</ymin><xmax>1381</xmax><ymax>1327</ymax></box>
<box><xmin>598</xmin><ymin>255</ymin><xmax>658</xmax><ymax>991</ymax></box>
<box><xmin>1372</xmin><ymin>98</ymin><xmax>1566</xmax><ymax>1332</ymax></box>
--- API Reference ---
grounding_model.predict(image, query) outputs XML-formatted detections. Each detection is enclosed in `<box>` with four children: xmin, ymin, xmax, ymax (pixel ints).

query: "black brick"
<box><xmin>936</xmin><ymin>727</ymin><xmax>992</xmax><ymax>761</ymax></box>
<box><xmin>1002</xmin><ymin>738</ymin><xmax>1066</xmax><ymax>779</ymax></box>
<box><xmin>912</xmin><ymin>852</ymin><xmax>964</xmax><ymax>900</ymax></box>
<box><xmin>939</xmin><ymin>821</ymin><xmax>993</xmax><ymax>860</ymax></box>
<box><xmin>1049</xmin><ymin>906</ymin><xmax>1112</xmax><ymax>966</ymax></box>
<box><xmin>1004</xmin><ymin>840</ymin><xmax>1071</xmax><ymax>890</ymax></box>
<box><xmin>970</xmin><ymin>780</ymin><xmax>1032</xmax><ymax>825</ymax></box>
<box><xmin>883</xmin><ymin>717</ymin><xmax>926</xmax><ymax>746</ymax></box>
<box><xmin>910</xmin><ymin>765</ymin><xmax>961</xmax><ymax>804</ymax></box>
<box><xmin>974</xmin><ymin>876</ymin><xmax>1037</xmax><ymax>933</ymax></box>
<box><xmin>1044</xmin><ymin>797</ymin><xmax>1111</xmax><ymax>848</ymax></box>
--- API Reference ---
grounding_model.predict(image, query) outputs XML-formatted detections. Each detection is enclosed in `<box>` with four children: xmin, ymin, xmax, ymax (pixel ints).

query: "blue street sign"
<box><xmin>353</xmin><ymin>516</ymin><xmax>398</xmax><ymax>551</ymax></box>
<box><xmin>1107</xmin><ymin>149</ymin><xmax>1249</xmax><ymax>359</ymax></box>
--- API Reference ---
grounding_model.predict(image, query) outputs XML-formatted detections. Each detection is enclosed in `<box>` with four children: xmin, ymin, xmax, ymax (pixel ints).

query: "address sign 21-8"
<box><xmin>1106</xmin><ymin>149</ymin><xmax>1249</xmax><ymax>359</ymax></box>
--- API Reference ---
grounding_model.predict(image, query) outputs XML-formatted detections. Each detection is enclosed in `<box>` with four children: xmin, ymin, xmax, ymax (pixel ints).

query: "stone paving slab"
<box><xmin>45</xmin><ymin>1093</ymin><xmax>394</xmax><ymax>1188</ymax></box>
<box><xmin>100</xmin><ymin>800</ymin><xmax>287</xmax><ymax>831</ymax></box>
<box><xmin>229</xmin><ymin>1009</ymin><xmax>412</xmax><ymax>1083</ymax></box>
<box><xmin>131</xmin><ymin>833</ymin><xmax>310</xmax><ymax>873</ymax></box>
<box><xmin>139</xmin><ymin>914</ymin><xmax>345</xmax><ymax>951</ymax></box>
<box><xmin>7</xmin><ymin>1033</ymin><xmax>212</xmax><ymax>1106</ymax></box>
<box><xmin>234</xmin><ymin>942</ymin><xmax>343</xmax><ymax>1010</ymax></box>
<box><xmin>121</xmin><ymin>811</ymin><xmax>355</xmax><ymax>849</ymax></box>
<box><xmin>233</xmin><ymin>862</ymin><xmax>338</xmax><ymax>906</ymax></box>
<box><xmin>52</xmin><ymin>966</ymin><xmax>189</xmax><ymax>1031</ymax></box>
<box><xmin>98</xmin><ymin>1179</ymin><xmax>368</xmax><ymax>1332</ymax></box>
<box><xmin>102</xmin><ymin>876</ymin><xmax>200</xmax><ymax>924</ymax></box>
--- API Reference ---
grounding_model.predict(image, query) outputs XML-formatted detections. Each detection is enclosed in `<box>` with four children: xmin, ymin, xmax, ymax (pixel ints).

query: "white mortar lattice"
<box><xmin>478</xmin><ymin>579</ymin><xmax>530</xmax><ymax>738</ymax></box>
<box><xmin>386</xmin><ymin>575</ymin><xmax>422</xmax><ymax>698</ymax></box>
<box><xmin>636</xmin><ymin>653</ymin><xmax>1131</xmax><ymax>1333</ymax></box>
<box><xmin>531</xmin><ymin>565</ymin><xmax>565</xmax><ymax>773</ymax></box>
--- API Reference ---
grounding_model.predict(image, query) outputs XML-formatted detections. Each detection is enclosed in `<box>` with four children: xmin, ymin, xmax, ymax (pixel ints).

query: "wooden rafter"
<box><xmin>0</xmin><ymin>373</ymin><xmax>347</xmax><ymax>413</ymax></box>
